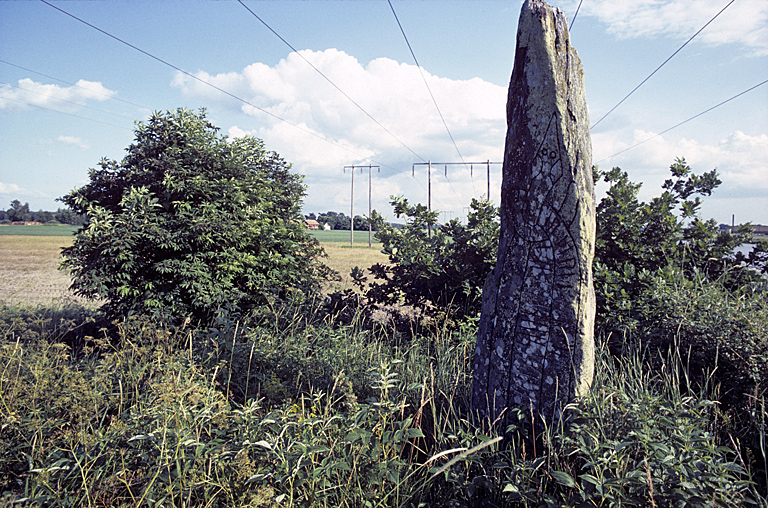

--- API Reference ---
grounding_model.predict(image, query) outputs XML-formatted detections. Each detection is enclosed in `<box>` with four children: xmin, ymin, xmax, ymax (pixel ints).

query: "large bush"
<box><xmin>594</xmin><ymin>158</ymin><xmax>766</xmax><ymax>338</ymax></box>
<box><xmin>60</xmin><ymin>108</ymin><xmax>329</xmax><ymax>322</ymax></box>
<box><xmin>362</xmin><ymin>196</ymin><xmax>499</xmax><ymax>320</ymax></box>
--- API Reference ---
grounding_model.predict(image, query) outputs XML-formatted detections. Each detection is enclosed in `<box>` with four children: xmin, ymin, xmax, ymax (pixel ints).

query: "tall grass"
<box><xmin>1</xmin><ymin>297</ymin><xmax>764</xmax><ymax>506</ymax></box>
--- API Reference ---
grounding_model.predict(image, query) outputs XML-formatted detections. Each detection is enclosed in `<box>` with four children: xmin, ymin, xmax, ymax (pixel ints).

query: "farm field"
<box><xmin>0</xmin><ymin>224</ymin><xmax>79</xmax><ymax>236</ymax></box>
<box><xmin>0</xmin><ymin>228</ymin><xmax>387</xmax><ymax>307</ymax></box>
<box><xmin>0</xmin><ymin>235</ymin><xmax>90</xmax><ymax>307</ymax></box>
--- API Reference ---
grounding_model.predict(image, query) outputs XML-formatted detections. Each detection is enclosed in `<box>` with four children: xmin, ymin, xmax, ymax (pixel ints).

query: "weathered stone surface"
<box><xmin>471</xmin><ymin>0</ymin><xmax>595</xmax><ymax>428</ymax></box>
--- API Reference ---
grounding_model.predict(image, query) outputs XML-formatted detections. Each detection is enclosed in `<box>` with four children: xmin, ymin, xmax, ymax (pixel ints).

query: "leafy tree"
<box><xmin>54</xmin><ymin>207</ymin><xmax>87</xmax><ymax>226</ymax></box>
<box><xmin>317</xmin><ymin>211</ymin><xmax>339</xmax><ymax>230</ymax></box>
<box><xmin>7</xmin><ymin>200</ymin><xmax>32</xmax><ymax>222</ymax></box>
<box><xmin>353</xmin><ymin>215</ymin><xmax>371</xmax><ymax>231</ymax></box>
<box><xmin>32</xmin><ymin>210</ymin><xmax>54</xmax><ymax>223</ymax></box>
<box><xmin>593</xmin><ymin>158</ymin><xmax>762</xmax><ymax>335</ymax></box>
<box><xmin>361</xmin><ymin>196</ymin><xmax>499</xmax><ymax>319</ymax></box>
<box><xmin>334</xmin><ymin>214</ymin><xmax>351</xmax><ymax>231</ymax></box>
<box><xmin>60</xmin><ymin>108</ymin><xmax>330</xmax><ymax>322</ymax></box>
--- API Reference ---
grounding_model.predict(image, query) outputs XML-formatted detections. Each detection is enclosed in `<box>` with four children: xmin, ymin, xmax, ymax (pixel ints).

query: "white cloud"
<box><xmin>172</xmin><ymin>47</ymin><xmax>765</xmax><ymax>223</ymax></box>
<box><xmin>593</xmin><ymin>128</ymin><xmax>768</xmax><ymax>223</ymax></box>
<box><xmin>56</xmin><ymin>135</ymin><xmax>90</xmax><ymax>150</ymax></box>
<box><xmin>0</xmin><ymin>182</ymin><xmax>23</xmax><ymax>195</ymax></box>
<box><xmin>0</xmin><ymin>78</ymin><xmax>117</xmax><ymax>112</ymax></box>
<box><xmin>566</xmin><ymin>0</ymin><xmax>768</xmax><ymax>56</ymax></box>
<box><xmin>176</xmin><ymin>49</ymin><xmax>508</xmax><ymax>217</ymax></box>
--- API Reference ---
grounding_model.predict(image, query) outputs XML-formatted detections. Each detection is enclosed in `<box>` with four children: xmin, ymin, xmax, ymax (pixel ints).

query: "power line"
<box><xmin>387</xmin><ymin>0</ymin><xmax>471</xmax><ymax>208</ymax></box>
<box><xmin>590</xmin><ymin>0</ymin><xmax>737</xmax><ymax>130</ymax></box>
<box><xmin>387</xmin><ymin>1</ymin><xmax>468</xmax><ymax>166</ymax></box>
<box><xmin>595</xmin><ymin>78</ymin><xmax>768</xmax><ymax>163</ymax></box>
<box><xmin>237</xmin><ymin>0</ymin><xmax>426</xmax><ymax>165</ymax></box>
<box><xmin>39</xmin><ymin>0</ymin><xmax>403</xmax><ymax>175</ymax></box>
<box><xmin>0</xmin><ymin>58</ymin><xmax>148</xmax><ymax>110</ymax></box>
<box><xmin>569</xmin><ymin>0</ymin><xmax>584</xmax><ymax>31</ymax></box>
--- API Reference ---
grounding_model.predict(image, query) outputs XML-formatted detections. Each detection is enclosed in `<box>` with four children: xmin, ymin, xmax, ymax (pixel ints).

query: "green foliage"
<box><xmin>3</xmin><ymin>153</ymin><xmax>768</xmax><ymax>505</ymax></box>
<box><xmin>361</xmin><ymin>196</ymin><xmax>499</xmax><ymax>319</ymax></box>
<box><xmin>59</xmin><ymin>108</ymin><xmax>330</xmax><ymax>323</ymax></box>
<box><xmin>53</xmin><ymin>207</ymin><xmax>87</xmax><ymax>226</ymax></box>
<box><xmin>594</xmin><ymin>158</ymin><xmax>763</xmax><ymax>335</ymax></box>
<box><xmin>5</xmin><ymin>200</ymin><xmax>32</xmax><ymax>223</ymax></box>
<box><xmin>1</xmin><ymin>303</ymin><xmax>762</xmax><ymax>506</ymax></box>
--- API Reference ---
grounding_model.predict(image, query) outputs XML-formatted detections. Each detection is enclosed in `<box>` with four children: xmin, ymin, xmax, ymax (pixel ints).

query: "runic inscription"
<box><xmin>471</xmin><ymin>0</ymin><xmax>595</xmax><ymax>429</ymax></box>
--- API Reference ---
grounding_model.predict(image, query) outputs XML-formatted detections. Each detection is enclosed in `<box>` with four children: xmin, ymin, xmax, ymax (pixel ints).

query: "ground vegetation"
<box><xmin>0</xmin><ymin>156</ymin><xmax>767</xmax><ymax>506</ymax></box>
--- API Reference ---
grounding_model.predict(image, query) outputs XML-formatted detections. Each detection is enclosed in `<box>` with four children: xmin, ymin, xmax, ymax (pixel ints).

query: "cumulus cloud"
<box><xmin>176</xmin><ymin>49</ymin><xmax>508</xmax><ymax>217</ymax></box>
<box><xmin>0</xmin><ymin>182</ymin><xmax>23</xmax><ymax>195</ymax></box>
<box><xmin>171</xmin><ymin>47</ymin><xmax>765</xmax><ymax>223</ymax></box>
<box><xmin>564</xmin><ymin>0</ymin><xmax>768</xmax><ymax>56</ymax></box>
<box><xmin>593</xmin><ymin>128</ymin><xmax>768</xmax><ymax>222</ymax></box>
<box><xmin>56</xmin><ymin>135</ymin><xmax>90</xmax><ymax>150</ymax></box>
<box><xmin>0</xmin><ymin>78</ymin><xmax>117</xmax><ymax>112</ymax></box>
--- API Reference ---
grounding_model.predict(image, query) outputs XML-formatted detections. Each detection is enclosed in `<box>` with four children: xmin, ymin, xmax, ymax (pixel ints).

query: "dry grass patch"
<box><xmin>321</xmin><ymin>242</ymin><xmax>388</xmax><ymax>292</ymax></box>
<box><xmin>0</xmin><ymin>235</ymin><xmax>388</xmax><ymax>307</ymax></box>
<box><xmin>0</xmin><ymin>235</ymin><xmax>92</xmax><ymax>307</ymax></box>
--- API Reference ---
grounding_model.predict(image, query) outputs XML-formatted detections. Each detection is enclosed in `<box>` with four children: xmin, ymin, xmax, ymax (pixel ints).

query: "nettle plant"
<box><xmin>60</xmin><ymin>108</ymin><xmax>330</xmax><ymax>323</ymax></box>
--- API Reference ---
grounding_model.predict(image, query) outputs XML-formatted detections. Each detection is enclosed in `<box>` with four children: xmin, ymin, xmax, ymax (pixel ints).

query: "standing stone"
<box><xmin>471</xmin><ymin>0</ymin><xmax>595</xmax><ymax>429</ymax></box>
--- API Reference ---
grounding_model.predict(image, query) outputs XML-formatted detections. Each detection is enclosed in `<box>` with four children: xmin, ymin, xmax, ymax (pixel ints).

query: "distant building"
<box><xmin>719</xmin><ymin>224</ymin><xmax>768</xmax><ymax>235</ymax></box>
<box><xmin>323</xmin><ymin>223</ymin><xmax>331</xmax><ymax>230</ymax></box>
<box><xmin>305</xmin><ymin>219</ymin><xmax>320</xmax><ymax>230</ymax></box>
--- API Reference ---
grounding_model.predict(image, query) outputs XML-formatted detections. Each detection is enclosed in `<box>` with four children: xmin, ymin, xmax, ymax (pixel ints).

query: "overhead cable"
<box><xmin>387</xmin><ymin>0</ymin><xmax>465</xmax><ymax>163</ymax></box>
<box><xmin>39</xmin><ymin>0</ymin><xmax>402</xmax><ymax>175</ymax></box>
<box><xmin>387</xmin><ymin>0</ymin><xmax>473</xmax><ymax>207</ymax></box>
<box><xmin>237</xmin><ymin>0</ymin><xmax>426</xmax><ymax>166</ymax></box>
<box><xmin>591</xmin><ymin>0</ymin><xmax>737</xmax><ymax>130</ymax></box>
<box><xmin>595</xmin><ymin>78</ymin><xmax>768</xmax><ymax>163</ymax></box>
<box><xmin>569</xmin><ymin>0</ymin><xmax>584</xmax><ymax>31</ymax></box>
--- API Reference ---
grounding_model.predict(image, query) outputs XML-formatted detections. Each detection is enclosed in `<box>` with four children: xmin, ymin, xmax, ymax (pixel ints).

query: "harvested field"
<box><xmin>321</xmin><ymin>242</ymin><xmax>388</xmax><ymax>292</ymax></box>
<box><xmin>0</xmin><ymin>231</ymin><xmax>388</xmax><ymax>307</ymax></box>
<box><xmin>0</xmin><ymin>235</ymin><xmax>93</xmax><ymax>307</ymax></box>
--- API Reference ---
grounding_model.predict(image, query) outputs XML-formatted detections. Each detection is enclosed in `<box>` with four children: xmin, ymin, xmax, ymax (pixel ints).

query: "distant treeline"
<box><xmin>305</xmin><ymin>211</ymin><xmax>374</xmax><ymax>231</ymax></box>
<box><xmin>0</xmin><ymin>200</ymin><xmax>86</xmax><ymax>225</ymax></box>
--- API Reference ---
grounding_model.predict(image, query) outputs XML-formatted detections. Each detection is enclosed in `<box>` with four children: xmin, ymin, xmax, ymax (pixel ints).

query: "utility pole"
<box><xmin>413</xmin><ymin>160</ymin><xmax>502</xmax><ymax>235</ymax></box>
<box><xmin>486</xmin><ymin>159</ymin><xmax>491</xmax><ymax>200</ymax></box>
<box><xmin>344</xmin><ymin>164</ymin><xmax>379</xmax><ymax>247</ymax></box>
<box><xmin>428</xmin><ymin>161</ymin><xmax>432</xmax><ymax>237</ymax></box>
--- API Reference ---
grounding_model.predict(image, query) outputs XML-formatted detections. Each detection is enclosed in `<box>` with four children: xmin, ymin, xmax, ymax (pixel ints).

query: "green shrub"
<box><xmin>360</xmin><ymin>196</ymin><xmax>499</xmax><ymax>321</ymax></box>
<box><xmin>594</xmin><ymin>158</ymin><xmax>763</xmax><ymax>337</ymax></box>
<box><xmin>59</xmin><ymin>108</ymin><xmax>331</xmax><ymax>324</ymax></box>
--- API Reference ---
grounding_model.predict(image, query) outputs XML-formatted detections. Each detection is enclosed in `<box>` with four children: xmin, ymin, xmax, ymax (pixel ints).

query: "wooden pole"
<box><xmin>487</xmin><ymin>159</ymin><xmax>491</xmax><ymax>200</ymax></box>
<box><xmin>350</xmin><ymin>166</ymin><xmax>354</xmax><ymax>246</ymax></box>
<box><xmin>428</xmin><ymin>161</ymin><xmax>432</xmax><ymax>238</ymax></box>
<box><xmin>368</xmin><ymin>165</ymin><xmax>373</xmax><ymax>248</ymax></box>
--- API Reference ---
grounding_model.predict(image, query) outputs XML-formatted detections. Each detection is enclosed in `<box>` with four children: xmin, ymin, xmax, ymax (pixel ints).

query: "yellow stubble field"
<box><xmin>0</xmin><ymin>231</ymin><xmax>388</xmax><ymax>307</ymax></box>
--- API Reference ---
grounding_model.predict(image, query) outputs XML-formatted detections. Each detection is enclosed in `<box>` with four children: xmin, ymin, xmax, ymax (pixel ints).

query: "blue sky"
<box><xmin>1</xmin><ymin>0</ymin><xmax>766</xmax><ymax>225</ymax></box>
